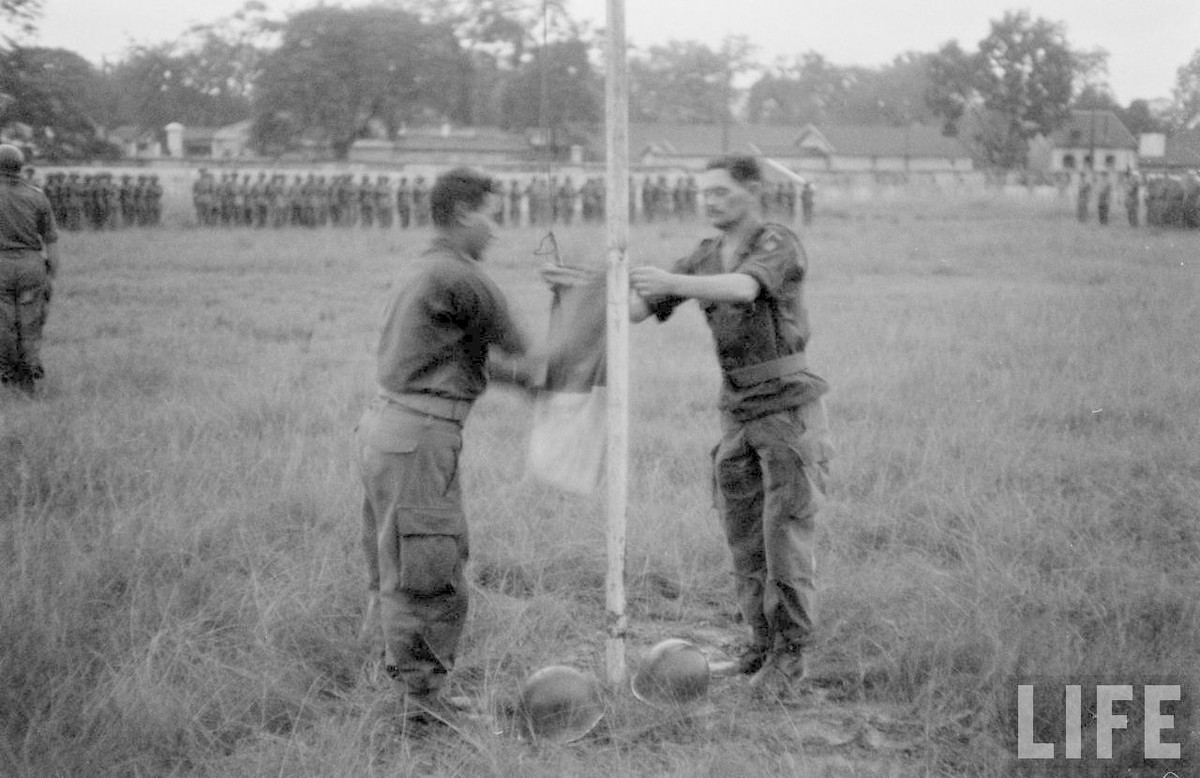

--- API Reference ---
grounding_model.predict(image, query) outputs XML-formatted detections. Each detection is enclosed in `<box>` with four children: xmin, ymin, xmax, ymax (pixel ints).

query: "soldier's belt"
<box><xmin>378</xmin><ymin>388</ymin><xmax>472</xmax><ymax>422</ymax></box>
<box><xmin>724</xmin><ymin>352</ymin><xmax>807</xmax><ymax>388</ymax></box>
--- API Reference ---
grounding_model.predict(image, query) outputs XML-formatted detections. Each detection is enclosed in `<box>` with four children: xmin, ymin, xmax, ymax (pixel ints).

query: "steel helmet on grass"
<box><xmin>517</xmin><ymin>665</ymin><xmax>604</xmax><ymax>743</ymax></box>
<box><xmin>630</xmin><ymin>638</ymin><xmax>710</xmax><ymax>708</ymax></box>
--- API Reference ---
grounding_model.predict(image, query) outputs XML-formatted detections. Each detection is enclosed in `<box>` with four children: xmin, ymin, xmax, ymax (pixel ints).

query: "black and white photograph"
<box><xmin>2</xmin><ymin>1</ymin><xmax>1198</xmax><ymax>775</ymax></box>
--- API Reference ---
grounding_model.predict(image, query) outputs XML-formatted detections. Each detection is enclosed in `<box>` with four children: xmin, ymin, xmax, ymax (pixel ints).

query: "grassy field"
<box><xmin>2</xmin><ymin>193</ymin><xmax>1199</xmax><ymax>776</ymax></box>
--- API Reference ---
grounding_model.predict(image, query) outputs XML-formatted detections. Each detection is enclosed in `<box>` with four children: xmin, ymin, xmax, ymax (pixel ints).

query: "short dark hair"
<box><xmin>430</xmin><ymin>168</ymin><xmax>498</xmax><ymax>228</ymax></box>
<box><xmin>0</xmin><ymin>143</ymin><xmax>25</xmax><ymax>174</ymax></box>
<box><xmin>705</xmin><ymin>155</ymin><xmax>763</xmax><ymax>186</ymax></box>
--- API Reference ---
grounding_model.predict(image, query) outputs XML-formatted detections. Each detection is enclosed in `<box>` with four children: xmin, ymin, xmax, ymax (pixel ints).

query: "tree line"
<box><xmin>2</xmin><ymin>0</ymin><xmax>1198</xmax><ymax>166</ymax></box>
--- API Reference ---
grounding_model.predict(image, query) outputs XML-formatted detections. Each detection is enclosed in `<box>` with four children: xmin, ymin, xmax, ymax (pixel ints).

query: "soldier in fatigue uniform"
<box><xmin>317</xmin><ymin>176</ymin><xmax>332</xmax><ymax>227</ymax></box>
<box><xmin>412</xmin><ymin>176</ymin><xmax>430</xmax><ymax>227</ymax></box>
<box><xmin>506</xmin><ymin>180</ymin><xmax>521</xmax><ymax>228</ymax></box>
<box><xmin>133</xmin><ymin>176</ymin><xmax>148</xmax><ymax>226</ymax></box>
<box><xmin>329</xmin><ymin>175</ymin><xmax>347</xmax><ymax>227</ymax></box>
<box><xmin>1096</xmin><ymin>172</ymin><xmax>1112</xmax><ymax>225</ymax></box>
<box><xmin>146</xmin><ymin>175</ymin><xmax>163</xmax><ymax>226</ymax></box>
<box><xmin>240</xmin><ymin>174</ymin><xmax>255</xmax><ymax>226</ymax></box>
<box><xmin>359</xmin><ymin>175</ymin><xmax>375</xmax><ymax>228</ymax></box>
<box><xmin>250</xmin><ymin>173</ymin><xmax>268</xmax><ymax>228</ymax></box>
<box><xmin>626</xmin><ymin>155</ymin><xmax>833</xmax><ymax>701</ymax></box>
<box><xmin>376</xmin><ymin>176</ymin><xmax>394</xmax><ymax>228</ymax></box>
<box><xmin>64</xmin><ymin>173</ymin><xmax>82</xmax><ymax>231</ymax></box>
<box><xmin>354</xmin><ymin>168</ymin><xmax>537</xmax><ymax>717</ymax></box>
<box><xmin>1076</xmin><ymin>172</ymin><xmax>1092</xmax><ymax>223</ymax></box>
<box><xmin>193</xmin><ymin>170</ymin><xmax>211</xmax><ymax>226</ymax></box>
<box><xmin>43</xmin><ymin>173</ymin><xmax>61</xmax><ymax>225</ymax></box>
<box><xmin>524</xmin><ymin>179</ymin><xmax>539</xmax><ymax>226</ymax></box>
<box><xmin>1126</xmin><ymin>173</ymin><xmax>1141</xmax><ymax>227</ymax></box>
<box><xmin>395</xmin><ymin>177</ymin><xmax>411</xmax><ymax>229</ymax></box>
<box><xmin>0</xmin><ymin>144</ymin><xmax>60</xmax><ymax>393</ymax></box>
<box><xmin>119</xmin><ymin>175</ymin><xmax>136</xmax><ymax>227</ymax></box>
<box><xmin>266</xmin><ymin>175</ymin><xmax>285</xmax><ymax>228</ymax></box>
<box><xmin>104</xmin><ymin>174</ymin><xmax>121</xmax><ymax>230</ymax></box>
<box><xmin>216</xmin><ymin>173</ymin><xmax>232</xmax><ymax>226</ymax></box>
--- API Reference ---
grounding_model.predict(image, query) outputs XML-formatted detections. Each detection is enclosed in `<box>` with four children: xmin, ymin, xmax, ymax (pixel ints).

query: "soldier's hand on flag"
<box><xmin>629</xmin><ymin>266</ymin><xmax>675</xmax><ymax>299</ymax></box>
<box><xmin>539</xmin><ymin>263</ymin><xmax>602</xmax><ymax>290</ymax></box>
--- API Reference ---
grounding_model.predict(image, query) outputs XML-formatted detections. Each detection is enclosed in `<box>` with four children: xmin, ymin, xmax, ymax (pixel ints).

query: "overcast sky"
<box><xmin>29</xmin><ymin>0</ymin><xmax>1199</xmax><ymax>105</ymax></box>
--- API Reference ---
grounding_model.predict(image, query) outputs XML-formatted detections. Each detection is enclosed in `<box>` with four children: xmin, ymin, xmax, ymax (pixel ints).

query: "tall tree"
<box><xmin>400</xmin><ymin>0</ymin><xmax>584</xmax><ymax>69</ymax></box>
<box><xmin>254</xmin><ymin>6</ymin><xmax>472</xmax><ymax>158</ymax></box>
<box><xmin>746</xmin><ymin>51</ymin><xmax>851</xmax><ymax>125</ymax></box>
<box><xmin>105</xmin><ymin>43</ymin><xmax>253</xmax><ymax>130</ymax></box>
<box><xmin>839</xmin><ymin>52</ymin><xmax>940</xmax><ymax>126</ymax></box>
<box><xmin>1172</xmin><ymin>48</ymin><xmax>1200</xmax><ymax>129</ymax></box>
<box><xmin>974</xmin><ymin>11</ymin><xmax>1075</xmax><ymax>167</ymax></box>
<box><xmin>925</xmin><ymin>41</ymin><xmax>977</xmax><ymax>136</ymax></box>
<box><xmin>631</xmin><ymin>40</ymin><xmax>732</xmax><ymax>124</ymax></box>
<box><xmin>0</xmin><ymin>46</ymin><xmax>116</xmax><ymax>159</ymax></box>
<box><xmin>498</xmin><ymin>38</ymin><xmax>599</xmax><ymax>139</ymax></box>
<box><xmin>926</xmin><ymin>12</ymin><xmax>1079</xmax><ymax>167</ymax></box>
<box><xmin>1119</xmin><ymin>99</ymin><xmax>1167</xmax><ymax>136</ymax></box>
<box><xmin>396</xmin><ymin>1</ymin><xmax>591</xmax><ymax>128</ymax></box>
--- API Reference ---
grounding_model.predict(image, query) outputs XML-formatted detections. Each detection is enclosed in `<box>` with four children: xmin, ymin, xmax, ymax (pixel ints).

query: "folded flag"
<box><xmin>528</xmin><ymin>264</ymin><xmax>606</xmax><ymax>494</ymax></box>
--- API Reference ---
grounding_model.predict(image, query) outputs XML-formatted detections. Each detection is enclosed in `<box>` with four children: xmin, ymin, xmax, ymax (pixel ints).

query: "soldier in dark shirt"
<box><xmin>354</xmin><ymin>167</ymin><xmax>537</xmax><ymax>718</ymax></box>
<box><xmin>628</xmin><ymin>155</ymin><xmax>833</xmax><ymax>701</ymax></box>
<box><xmin>0</xmin><ymin>144</ymin><xmax>60</xmax><ymax>392</ymax></box>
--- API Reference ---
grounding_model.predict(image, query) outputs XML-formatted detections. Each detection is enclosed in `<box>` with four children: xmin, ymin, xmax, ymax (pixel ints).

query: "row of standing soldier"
<box><xmin>41</xmin><ymin>172</ymin><xmax>163</xmax><ymax>231</ymax></box>
<box><xmin>1077</xmin><ymin>170</ymin><xmax>1200</xmax><ymax>229</ymax></box>
<box><xmin>190</xmin><ymin>170</ymin><xmax>811</xmax><ymax>229</ymax></box>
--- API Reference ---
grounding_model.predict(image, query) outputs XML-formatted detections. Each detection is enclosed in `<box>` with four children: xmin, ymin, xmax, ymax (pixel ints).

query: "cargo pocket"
<box><xmin>399</xmin><ymin>535</ymin><xmax>463</xmax><ymax>597</ymax></box>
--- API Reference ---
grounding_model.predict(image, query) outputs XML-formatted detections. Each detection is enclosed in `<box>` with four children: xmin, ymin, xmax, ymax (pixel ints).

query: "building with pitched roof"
<box><xmin>627</xmin><ymin>122</ymin><xmax>972</xmax><ymax>175</ymax></box>
<box><xmin>1137</xmin><ymin>129</ymin><xmax>1200</xmax><ymax>173</ymax></box>
<box><xmin>349</xmin><ymin>125</ymin><xmax>535</xmax><ymax>166</ymax></box>
<box><xmin>108</xmin><ymin>126</ymin><xmax>163</xmax><ymax>158</ymax></box>
<box><xmin>1041</xmin><ymin>110</ymin><xmax>1138</xmax><ymax>172</ymax></box>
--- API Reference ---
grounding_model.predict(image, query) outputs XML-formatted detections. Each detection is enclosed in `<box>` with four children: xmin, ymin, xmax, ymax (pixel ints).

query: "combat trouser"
<box><xmin>355</xmin><ymin>396</ymin><xmax>470</xmax><ymax>696</ymax></box>
<box><xmin>713</xmin><ymin>398</ymin><xmax>833</xmax><ymax>653</ymax></box>
<box><xmin>0</xmin><ymin>250</ymin><xmax>50</xmax><ymax>389</ymax></box>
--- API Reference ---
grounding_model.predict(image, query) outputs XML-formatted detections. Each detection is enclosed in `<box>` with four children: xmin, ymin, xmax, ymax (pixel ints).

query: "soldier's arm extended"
<box><xmin>629</xmin><ymin>266</ymin><xmax>759</xmax><ymax>305</ymax></box>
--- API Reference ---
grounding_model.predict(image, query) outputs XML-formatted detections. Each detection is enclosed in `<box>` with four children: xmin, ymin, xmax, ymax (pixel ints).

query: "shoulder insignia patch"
<box><xmin>758</xmin><ymin>231</ymin><xmax>782</xmax><ymax>253</ymax></box>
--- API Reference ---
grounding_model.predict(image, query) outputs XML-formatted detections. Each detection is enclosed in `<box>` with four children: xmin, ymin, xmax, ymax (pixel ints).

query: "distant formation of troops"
<box><xmin>1076</xmin><ymin>170</ymin><xmax>1200</xmax><ymax>229</ymax></box>
<box><xmin>189</xmin><ymin>170</ymin><xmax>811</xmax><ymax>229</ymax></box>
<box><xmin>41</xmin><ymin>172</ymin><xmax>163</xmax><ymax>231</ymax></box>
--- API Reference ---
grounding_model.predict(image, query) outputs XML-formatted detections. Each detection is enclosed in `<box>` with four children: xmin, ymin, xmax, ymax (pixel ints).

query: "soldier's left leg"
<box><xmin>15</xmin><ymin>282</ymin><xmax>48</xmax><ymax>386</ymax></box>
<box><xmin>0</xmin><ymin>291</ymin><xmax>19</xmax><ymax>386</ymax></box>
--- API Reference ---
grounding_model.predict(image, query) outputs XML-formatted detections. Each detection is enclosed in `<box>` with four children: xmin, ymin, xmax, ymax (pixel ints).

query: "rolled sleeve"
<box><xmin>737</xmin><ymin>227</ymin><xmax>804</xmax><ymax>301</ymax></box>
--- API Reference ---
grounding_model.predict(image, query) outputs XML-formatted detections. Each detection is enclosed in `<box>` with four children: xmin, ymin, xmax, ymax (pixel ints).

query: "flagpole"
<box><xmin>604</xmin><ymin>0</ymin><xmax>630</xmax><ymax>686</ymax></box>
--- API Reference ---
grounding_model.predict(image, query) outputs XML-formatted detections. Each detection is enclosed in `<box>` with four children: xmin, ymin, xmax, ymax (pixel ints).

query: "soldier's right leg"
<box><xmin>356</xmin><ymin>402</ymin><xmax>468</xmax><ymax>699</ymax></box>
<box><xmin>713</xmin><ymin>421</ymin><xmax>772</xmax><ymax>673</ymax></box>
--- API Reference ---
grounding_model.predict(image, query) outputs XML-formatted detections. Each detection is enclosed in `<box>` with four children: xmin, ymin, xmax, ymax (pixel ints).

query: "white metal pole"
<box><xmin>604</xmin><ymin>0</ymin><xmax>630</xmax><ymax>686</ymax></box>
